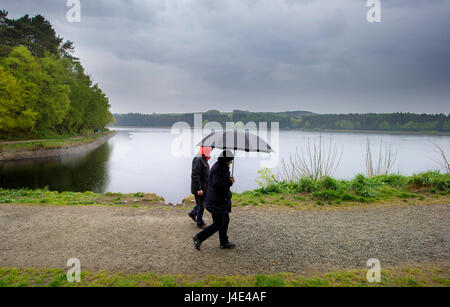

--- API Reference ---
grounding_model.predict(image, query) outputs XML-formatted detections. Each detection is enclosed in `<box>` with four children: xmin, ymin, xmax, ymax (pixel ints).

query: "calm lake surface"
<box><xmin>1</xmin><ymin>127</ymin><xmax>448</xmax><ymax>204</ymax></box>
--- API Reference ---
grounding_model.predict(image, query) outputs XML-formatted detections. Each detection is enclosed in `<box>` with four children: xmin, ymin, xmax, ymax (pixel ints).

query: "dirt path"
<box><xmin>0</xmin><ymin>204</ymin><xmax>449</xmax><ymax>277</ymax></box>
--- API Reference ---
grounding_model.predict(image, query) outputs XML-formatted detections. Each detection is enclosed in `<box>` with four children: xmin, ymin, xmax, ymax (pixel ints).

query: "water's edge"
<box><xmin>0</xmin><ymin>132</ymin><xmax>117</xmax><ymax>162</ymax></box>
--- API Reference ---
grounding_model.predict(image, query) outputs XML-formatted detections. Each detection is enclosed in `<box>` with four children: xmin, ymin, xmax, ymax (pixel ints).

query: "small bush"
<box><xmin>407</xmin><ymin>171</ymin><xmax>449</xmax><ymax>191</ymax></box>
<box><xmin>255</xmin><ymin>168</ymin><xmax>278</xmax><ymax>189</ymax></box>
<box><xmin>378</xmin><ymin>174</ymin><xmax>407</xmax><ymax>187</ymax></box>
<box><xmin>319</xmin><ymin>176</ymin><xmax>340</xmax><ymax>191</ymax></box>
<box><xmin>296</xmin><ymin>177</ymin><xmax>318</xmax><ymax>193</ymax></box>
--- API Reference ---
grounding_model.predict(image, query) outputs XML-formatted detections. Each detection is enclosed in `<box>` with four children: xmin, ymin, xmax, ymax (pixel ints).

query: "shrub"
<box><xmin>318</xmin><ymin>176</ymin><xmax>340</xmax><ymax>191</ymax></box>
<box><xmin>296</xmin><ymin>177</ymin><xmax>318</xmax><ymax>193</ymax></box>
<box><xmin>350</xmin><ymin>174</ymin><xmax>379</xmax><ymax>199</ymax></box>
<box><xmin>378</xmin><ymin>174</ymin><xmax>407</xmax><ymax>187</ymax></box>
<box><xmin>408</xmin><ymin>171</ymin><xmax>449</xmax><ymax>191</ymax></box>
<box><xmin>255</xmin><ymin>168</ymin><xmax>278</xmax><ymax>189</ymax></box>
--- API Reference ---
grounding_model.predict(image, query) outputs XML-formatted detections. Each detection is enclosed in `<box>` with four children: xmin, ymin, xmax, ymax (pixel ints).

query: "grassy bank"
<box><xmin>0</xmin><ymin>131</ymin><xmax>115</xmax><ymax>152</ymax></box>
<box><xmin>0</xmin><ymin>265</ymin><xmax>448</xmax><ymax>287</ymax></box>
<box><xmin>232</xmin><ymin>171</ymin><xmax>449</xmax><ymax>208</ymax></box>
<box><xmin>1</xmin><ymin>171</ymin><xmax>449</xmax><ymax>209</ymax></box>
<box><xmin>0</xmin><ymin>188</ymin><xmax>165</xmax><ymax>207</ymax></box>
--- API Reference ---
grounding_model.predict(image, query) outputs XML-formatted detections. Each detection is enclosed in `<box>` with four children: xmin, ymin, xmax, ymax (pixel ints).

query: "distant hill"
<box><xmin>112</xmin><ymin>110</ymin><xmax>315</xmax><ymax>129</ymax></box>
<box><xmin>112</xmin><ymin>111</ymin><xmax>450</xmax><ymax>133</ymax></box>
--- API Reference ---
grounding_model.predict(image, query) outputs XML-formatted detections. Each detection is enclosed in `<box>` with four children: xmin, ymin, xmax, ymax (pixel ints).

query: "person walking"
<box><xmin>188</xmin><ymin>147</ymin><xmax>212</xmax><ymax>228</ymax></box>
<box><xmin>193</xmin><ymin>150</ymin><xmax>236</xmax><ymax>250</ymax></box>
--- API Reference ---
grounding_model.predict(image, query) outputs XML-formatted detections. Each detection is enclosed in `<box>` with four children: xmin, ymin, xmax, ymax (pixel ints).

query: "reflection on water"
<box><xmin>0</xmin><ymin>142</ymin><xmax>112</xmax><ymax>193</ymax></box>
<box><xmin>0</xmin><ymin>128</ymin><xmax>449</xmax><ymax>204</ymax></box>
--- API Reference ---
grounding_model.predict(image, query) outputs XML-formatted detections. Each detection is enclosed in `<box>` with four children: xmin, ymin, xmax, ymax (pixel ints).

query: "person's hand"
<box><xmin>197</xmin><ymin>190</ymin><xmax>204</xmax><ymax>196</ymax></box>
<box><xmin>230</xmin><ymin>177</ymin><xmax>235</xmax><ymax>184</ymax></box>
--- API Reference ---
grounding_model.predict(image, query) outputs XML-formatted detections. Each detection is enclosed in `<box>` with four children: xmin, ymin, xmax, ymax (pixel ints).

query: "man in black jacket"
<box><xmin>193</xmin><ymin>150</ymin><xmax>236</xmax><ymax>250</ymax></box>
<box><xmin>189</xmin><ymin>147</ymin><xmax>212</xmax><ymax>228</ymax></box>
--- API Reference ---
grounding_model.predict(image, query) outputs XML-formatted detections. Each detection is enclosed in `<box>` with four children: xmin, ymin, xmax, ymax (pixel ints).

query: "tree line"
<box><xmin>113</xmin><ymin>111</ymin><xmax>449</xmax><ymax>133</ymax></box>
<box><xmin>0</xmin><ymin>11</ymin><xmax>113</xmax><ymax>138</ymax></box>
<box><xmin>295</xmin><ymin>113</ymin><xmax>449</xmax><ymax>132</ymax></box>
<box><xmin>113</xmin><ymin>110</ymin><xmax>315</xmax><ymax>129</ymax></box>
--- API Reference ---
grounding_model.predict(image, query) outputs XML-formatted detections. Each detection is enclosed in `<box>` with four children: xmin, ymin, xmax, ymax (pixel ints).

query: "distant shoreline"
<box><xmin>110</xmin><ymin>126</ymin><xmax>450</xmax><ymax>136</ymax></box>
<box><xmin>0</xmin><ymin>131</ymin><xmax>117</xmax><ymax>162</ymax></box>
<box><xmin>283</xmin><ymin>128</ymin><xmax>450</xmax><ymax>136</ymax></box>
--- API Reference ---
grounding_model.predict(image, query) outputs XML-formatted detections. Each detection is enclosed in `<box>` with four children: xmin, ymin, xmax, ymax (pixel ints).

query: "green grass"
<box><xmin>1</xmin><ymin>171</ymin><xmax>448</xmax><ymax>209</ymax></box>
<box><xmin>0</xmin><ymin>131</ymin><xmax>115</xmax><ymax>152</ymax></box>
<box><xmin>0</xmin><ymin>187</ymin><xmax>164</xmax><ymax>207</ymax></box>
<box><xmin>0</xmin><ymin>266</ymin><xmax>448</xmax><ymax>287</ymax></box>
<box><xmin>232</xmin><ymin>171</ymin><xmax>449</xmax><ymax>208</ymax></box>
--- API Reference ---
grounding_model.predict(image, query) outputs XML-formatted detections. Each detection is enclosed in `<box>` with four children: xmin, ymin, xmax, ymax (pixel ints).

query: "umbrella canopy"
<box><xmin>197</xmin><ymin>130</ymin><xmax>274</xmax><ymax>153</ymax></box>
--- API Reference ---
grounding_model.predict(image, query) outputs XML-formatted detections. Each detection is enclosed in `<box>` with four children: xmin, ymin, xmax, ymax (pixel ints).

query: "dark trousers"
<box><xmin>196</xmin><ymin>213</ymin><xmax>230</xmax><ymax>246</ymax></box>
<box><xmin>190</xmin><ymin>195</ymin><xmax>205</xmax><ymax>225</ymax></box>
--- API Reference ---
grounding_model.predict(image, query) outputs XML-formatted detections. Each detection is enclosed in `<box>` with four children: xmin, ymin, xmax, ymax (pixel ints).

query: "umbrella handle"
<box><xmin>232</xmin><ymin>149</ymin><xmax>236</xmax><ymax>177</ymax></box>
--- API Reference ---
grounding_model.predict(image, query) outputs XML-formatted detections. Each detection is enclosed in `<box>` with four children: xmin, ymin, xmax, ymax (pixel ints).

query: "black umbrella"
<box><xmin>197</xmin><ymin>130</ymin><xmax>274</xmax><ymax>176</ymax></box>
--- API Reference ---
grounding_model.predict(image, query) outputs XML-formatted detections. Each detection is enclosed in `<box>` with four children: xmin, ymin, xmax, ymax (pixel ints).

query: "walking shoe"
<box><xmin>188</xmin><ymin>212</ymin><xmax>196</xmax><ymax>223</ymax></box>
<box><xmin>193</xmin><ymin>235</ymin><xmax>202</xmax><ymax>251</ymax></box>
<box><xmin>220</xmin><ymin>242</ymin><xmax>236</xmax><ymax>249</ymax></box>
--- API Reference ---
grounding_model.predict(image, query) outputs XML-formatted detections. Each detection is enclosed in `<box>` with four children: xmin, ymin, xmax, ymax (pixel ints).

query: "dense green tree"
<box><xmin>1</xmin><ymin>46</ymin><xmax>41</xmax><ymax>132</ymax></box>
<box><xmin>0</xmin><ymin>10</ymin><xmax>62</xmax><ymax>58</ymax></box>
<box><xmin>38</xmin><ymin>54</ymin><xmax>71</xmax><ymax>130</ymax></box>
<box><xmin>0</xmin><ymin>12</ymin><xmax>113</xmax><ymax>138</ymax></box>
<box><xmin>0</xmin><ymin>66</ymin><xmax>37</xmax><ymax>133</ymax></box>
<box><xmin>64</xmin><ymin>63</ymin><xmax>91</xmax><ymax>133</ymax></box>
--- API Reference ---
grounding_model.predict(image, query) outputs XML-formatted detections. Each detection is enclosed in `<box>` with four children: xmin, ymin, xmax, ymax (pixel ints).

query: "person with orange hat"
<box><xmin>193</xmin><ymin>150</ymin><xmax>236</xmax><ymax>250</ymax></box>
<box><xmin>189</xmin><ymin>147</ymin><xmax>212</xmax><ymax>228</ymax></box>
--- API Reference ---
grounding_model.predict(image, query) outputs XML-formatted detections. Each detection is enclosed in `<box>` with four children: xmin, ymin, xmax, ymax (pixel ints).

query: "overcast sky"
<box><xmin>3</xmin><ymin>0</ymin><xmax>450</xmax><ymax>114</ymax></box>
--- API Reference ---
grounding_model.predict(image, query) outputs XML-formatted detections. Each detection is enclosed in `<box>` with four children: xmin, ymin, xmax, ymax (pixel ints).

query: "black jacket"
<box><xmin>205</xmin><ymin>161</ymin><xmax>233</xmax><ymax>214</ymax></box>
<box><xmin>191</xmin><ymin>155</ymin><xmax>209</xmax><ymax>195</ymax></box>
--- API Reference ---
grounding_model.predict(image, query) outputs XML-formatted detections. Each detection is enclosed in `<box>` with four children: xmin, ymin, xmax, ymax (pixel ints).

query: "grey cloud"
<box><xmin>3</xmin><ymin>0</ymin><xmax>450</xmax><ymax>114</ymax></box>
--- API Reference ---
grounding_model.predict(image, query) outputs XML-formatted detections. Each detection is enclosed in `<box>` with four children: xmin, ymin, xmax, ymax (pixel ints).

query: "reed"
<box><xmin>278</xmin><ymin>135</ymin><xmax>343</xmax><ymax>181</ymax></box>
<box><xmin>365</xmin><ymin>139</ymin><xmax>397</xmax><ymax>177</ymax></box>
<box><xmin>432</xmin><ymin>143</ymin><xmax>450</xmax><ymax>173</ymax></box>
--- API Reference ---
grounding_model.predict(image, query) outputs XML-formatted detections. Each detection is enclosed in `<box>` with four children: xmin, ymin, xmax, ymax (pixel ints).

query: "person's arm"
<box><xmin>210</xmin><ymin>167</ymin><xmax>233</xmax><ymax>192</ymax></box>
<box><xmin>191</xmin><ymin>158</ymin><xmax>203</xmax><ymax>194</ymax></box>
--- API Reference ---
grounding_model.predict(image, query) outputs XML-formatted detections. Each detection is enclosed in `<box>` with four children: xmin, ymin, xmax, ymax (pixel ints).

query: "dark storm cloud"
<box><xmin>3</xmin><ymin>0</ymin><xmax>450</xmax><ymax>114</ymax></box>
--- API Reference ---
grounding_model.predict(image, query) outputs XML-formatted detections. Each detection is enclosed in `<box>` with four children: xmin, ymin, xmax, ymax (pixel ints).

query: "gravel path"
<box><xmin>0</xmin><ymin>204</ymin><xmax>449</xmax><ymax>276</ymax></box>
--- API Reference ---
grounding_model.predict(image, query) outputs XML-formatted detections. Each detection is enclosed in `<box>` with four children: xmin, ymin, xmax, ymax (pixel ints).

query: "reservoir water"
<box><xmin>0</xmin><ymin>127</ymin><xmax>448</xmax><ymax>203</ymax></box>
